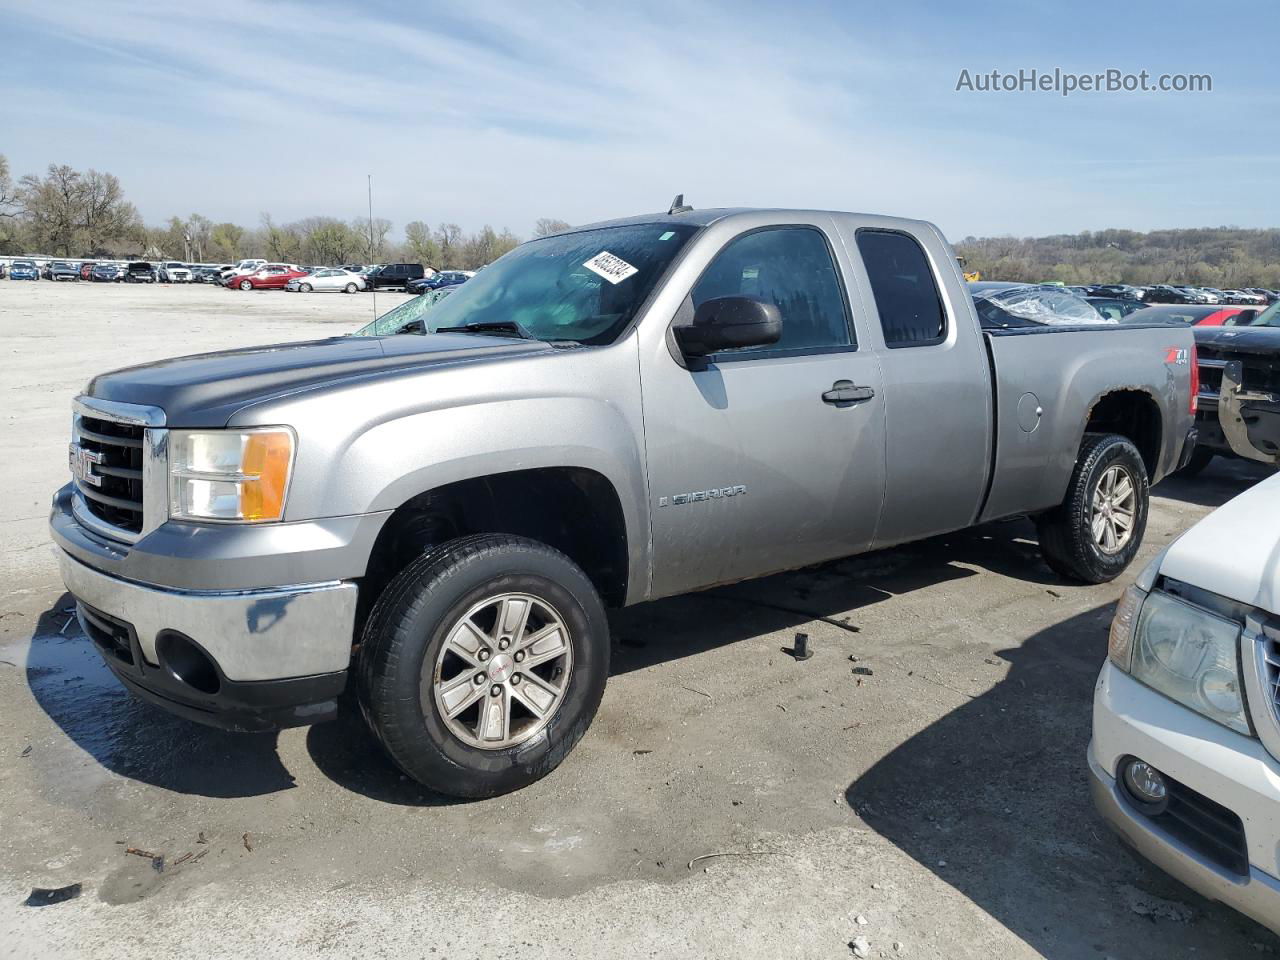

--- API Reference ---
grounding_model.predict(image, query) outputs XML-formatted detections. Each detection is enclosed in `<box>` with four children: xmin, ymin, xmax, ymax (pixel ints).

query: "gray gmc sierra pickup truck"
<box><xmin>50</xmin><ymin>207</ymin><xmax>1197</xmax><ymax>797</ymax></box>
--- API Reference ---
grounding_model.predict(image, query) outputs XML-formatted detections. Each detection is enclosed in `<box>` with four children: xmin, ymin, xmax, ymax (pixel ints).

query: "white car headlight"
<box><xmin>1127</xmin><ymin>591</ymin><xmax>1248</xmax><ymax>735</ymax></box>
<box><xmin>169</xmin><ymin>428</ymin><xmax>295</xmax><ymax>523</ymax></box>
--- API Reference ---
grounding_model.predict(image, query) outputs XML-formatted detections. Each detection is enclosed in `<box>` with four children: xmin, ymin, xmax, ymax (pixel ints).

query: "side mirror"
<box><xmin>674</xmin><ymin>296</ymin><xmax>782</xmax><ymax>358</ymax></box>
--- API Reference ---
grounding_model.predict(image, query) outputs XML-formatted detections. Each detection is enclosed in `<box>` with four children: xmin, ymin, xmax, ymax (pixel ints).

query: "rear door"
<box><xmin>838</xmin><ymin>225</ymin><xmax>991</xmax><ymax>547</ymax></box>
<box><xmin>641</xmin><ymin>221</ymin><xmax>887</xmax><ymax>597</ymax></box>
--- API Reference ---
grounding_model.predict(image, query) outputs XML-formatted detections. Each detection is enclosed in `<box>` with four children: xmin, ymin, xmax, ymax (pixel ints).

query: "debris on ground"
<box><xmin>1046</xmin><ymin>588</ymin><xmax>1062</xmax><ymax>598</ymax></box>
<box><xmin>124</xmin><ymin>846</ymin><xmax>164</xmax><ymax>872</ymax></box>
<box><xmin>849</xmin><ymin>936</ymin><xmax>870</xmax><ymax>958</ymax></box>
<box><xmin>23</xmin><ymin>883</ymin><xmax>81</xmax><ymax>907</ymax></box>
<box><xmin>196</xmin><ymin>831</ymin><xmax>208</xmax><ymax>844</ymax></box>
<box><xmin>632</xmin><ymin>749</ymin><xmax>652</xmax><ymax>756</ymax></box>
<box><xmin>20</xmin><ymin>745</ymin><xmax>32</xmax><ymax>758</ymax></box>
<box><xmin>851</xmin><ymin>666</ymin><xmax>874</xmax><ymax>676</ymax></box>
<box><xmin>173</xmin><ymin>852</ymin><xmax>193</xmax><ymax>866</ymax></box>
<box><xmin>1118</xmin><ymin>883</ymin><xmax>1193</xmax><ymax>922</ymax></box>
<box><xmin>854</xmin><ymin>914</ymin><xmax>868</xmax><ymax>925</ymax></box>
<box><xmin>893</xmin><ymin>941</ymin><xmax>904</xmax><ymax>952</ymax></box>
<box><xmin>242</xmin><ymin>832</ymin><xmax>254</xmax><ymax>853</ymax></box>
<box><xmin>784</xmin><ymin>632</ymin><xmax>813</xmax><ymax>661</ymax></box>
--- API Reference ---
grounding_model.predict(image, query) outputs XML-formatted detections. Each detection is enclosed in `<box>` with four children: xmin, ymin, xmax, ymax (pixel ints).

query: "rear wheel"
<box><xmin>344</xmin><ymin>283</ymin><xmax>357</xmax><ymax>293</ymax></box>
<box><xmin>357</xmin><ymin>534</ymin><xmax>609</xmax><ymax>798</ymax></box>
<box><xmin>1037</xmin><ymin>433</ymin><xmax>1149</xmax><ymax>583</ymax></box>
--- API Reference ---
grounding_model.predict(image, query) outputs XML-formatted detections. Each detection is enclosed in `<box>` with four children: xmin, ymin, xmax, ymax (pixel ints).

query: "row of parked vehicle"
<box><xmin>1063</xmin><ymin>281</ymin><xmax>1277</xmax><ymax>306</ymax></box>
<box><xmin>0</xmin><ymin>257</ymin><xmax>478</xmax><ymax>293</ymax></box>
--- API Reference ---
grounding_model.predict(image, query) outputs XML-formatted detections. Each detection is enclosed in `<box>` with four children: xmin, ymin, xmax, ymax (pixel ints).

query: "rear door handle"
<box><xmin>822</xmin><ymin>380</ymin><xmax>876</xmax><ymax>405</ymax></box>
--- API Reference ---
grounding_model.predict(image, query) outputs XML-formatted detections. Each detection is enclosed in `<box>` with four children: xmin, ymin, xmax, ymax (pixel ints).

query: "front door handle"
<box><xmin>822</xmin><ymin>380</ymin><xmax>876</xmax><ymax>405</ymax></box>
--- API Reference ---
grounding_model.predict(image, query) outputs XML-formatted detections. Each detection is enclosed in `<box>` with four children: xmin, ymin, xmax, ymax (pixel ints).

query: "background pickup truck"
<box><xmin>50</xmin><ymin>206</ymin><xmax>1196</xmax><ymax>798</ymax></box>
<box><xmin>1184</xmin><ymin>311</ymin><xmax>1280</xmax><ymax>474</ymax></box>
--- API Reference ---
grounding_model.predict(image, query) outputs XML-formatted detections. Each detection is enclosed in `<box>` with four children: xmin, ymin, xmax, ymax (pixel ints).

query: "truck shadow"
<box><xmin>844</xmin><ymin>603</ymin><xmax>1275</xmax><ymax>955</ymax></box>
<box><xmin>1153</xmin><ymin>456</ymin><xmax>1272</xmax><ymax>508</ymax></box>
<box><xmin>25</xmin><ymin>594</ymin><xmax>296</xmax><ymax>799</ymax></box>
<box><xmin>304</xmin><ymin>518</ymin><xmax>1069</xmax><ymax>805</ymax></box>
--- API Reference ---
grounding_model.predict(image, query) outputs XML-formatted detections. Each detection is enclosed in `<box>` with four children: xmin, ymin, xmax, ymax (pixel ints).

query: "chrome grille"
<box><xmin>1261</xmin><ymin>629</ymin><xmax>1280</xmax><ymax>727</ymax></box>
<box><xmin>69</xmin><ymin>397</ymin><xmax>166</xmax><ymax>543</ymax></box>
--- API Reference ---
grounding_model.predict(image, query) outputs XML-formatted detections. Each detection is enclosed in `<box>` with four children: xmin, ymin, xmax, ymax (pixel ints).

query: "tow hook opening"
<box><xmin>157</xmin><ymin>631</ymin><xmax>222</xmax><ymax>695</ymax></box>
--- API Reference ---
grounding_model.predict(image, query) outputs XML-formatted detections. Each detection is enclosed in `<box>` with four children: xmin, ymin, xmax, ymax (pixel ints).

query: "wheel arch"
<box><xmin>359</xmin><ymin>466</ymin><xmax>632</xmax><ymax>629</ymax></box>
<box><xmin>1082</xmin><ymin>388</ymin><xmax>1163</xmax><ymax>478</ymax></box>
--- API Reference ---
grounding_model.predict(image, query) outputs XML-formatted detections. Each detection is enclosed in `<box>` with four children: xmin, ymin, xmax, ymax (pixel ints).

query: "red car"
<box><xmin>79</xmin><ymin>262</ymin><xmax>93</xmax><ymax>280</ymax></box>
<box><xmin>232</xmin><ymin>264</ymin><xmax>308</xmax><ymax>290</ymax></box>
<box><xmin>1121</xmin><ymin>304</ymin><xmax>1250</xmax><ymax>327</ymax></box>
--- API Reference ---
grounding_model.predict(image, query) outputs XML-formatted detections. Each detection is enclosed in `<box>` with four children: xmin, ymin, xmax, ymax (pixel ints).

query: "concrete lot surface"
<box><xmin>1</xmin><ymin>283</ymin><xmax>1276</xmax><ymax>958</ymax></box>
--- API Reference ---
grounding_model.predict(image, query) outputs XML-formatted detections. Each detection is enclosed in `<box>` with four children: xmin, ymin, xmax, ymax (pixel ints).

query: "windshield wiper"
<box><xmin>435</xmin><ymin>320</ymin><xmax>534</xmax><ymax>340</ymax></box>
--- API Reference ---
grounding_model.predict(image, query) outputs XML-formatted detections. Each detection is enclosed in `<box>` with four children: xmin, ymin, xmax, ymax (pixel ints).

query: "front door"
<box><xmin>641</xmin><ymin>224</ymin><xmax>887</xmax><ymax>598</ymax></box>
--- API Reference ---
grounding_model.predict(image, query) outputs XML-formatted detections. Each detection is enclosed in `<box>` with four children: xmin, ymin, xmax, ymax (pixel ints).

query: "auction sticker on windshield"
<box><xmin>582</xmin><ymin>251</ymin><xmax>638</xmax><ymax>284</ymax></box>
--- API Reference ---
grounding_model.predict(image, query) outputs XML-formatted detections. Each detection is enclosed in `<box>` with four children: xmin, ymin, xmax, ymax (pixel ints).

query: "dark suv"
<box><xmin>365</xmin><ymin>262</ymin><xmax>425</xmax><ymax>291</ymax></box>
<box><xmin>125</xmin><ymin>262</ymin><xmax>156</xmax><ymax>283</ymax></box>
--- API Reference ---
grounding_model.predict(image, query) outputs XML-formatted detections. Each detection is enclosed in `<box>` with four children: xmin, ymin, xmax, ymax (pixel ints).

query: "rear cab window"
<box><xmin>856</xmin><ymin>230</ymin><xmax>947</xmax><ymax>348</ymax></box>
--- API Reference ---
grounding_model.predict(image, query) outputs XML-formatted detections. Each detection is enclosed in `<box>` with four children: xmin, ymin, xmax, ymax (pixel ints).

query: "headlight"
<box><xmin>1130</xmin><ymin>591</ymin><xmax>1248</xmax><ymax>735</ymax></box>
<box><xmin>169</xmin><ymin>428</ymin><xmax>295</xmax><ymax>523</ymax></box>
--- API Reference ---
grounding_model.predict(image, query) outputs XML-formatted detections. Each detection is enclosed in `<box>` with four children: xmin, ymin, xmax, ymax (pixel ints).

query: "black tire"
<box><xmin>357</xmin><ymin>533</ymin><xmax>609</xmax><ymax>798</ymax></box>
<box><xmin>299</xmin><ymin>282</ymin><xmax>312</xmax><ymax>293</ymax></box>
<box><xmin>1036</xmin><ymin>433</ymin><xmax>1149</xmax><ymax>584</ymax></box>
<box><xmin>1176</xmin><ymin>446</ymin><xmax>1214</xmax><ymax>477</ymax></box>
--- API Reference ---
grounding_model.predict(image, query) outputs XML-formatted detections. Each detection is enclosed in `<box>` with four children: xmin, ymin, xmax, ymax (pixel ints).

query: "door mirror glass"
<box><xmin>674</xmin><ymin>296</ymin><xmax>782</xmax><ymax>357</ymax></box>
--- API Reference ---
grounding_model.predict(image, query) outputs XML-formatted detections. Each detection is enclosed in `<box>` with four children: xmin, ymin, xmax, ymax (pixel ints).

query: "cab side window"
<box><xmin>856</xmin><ymin>230</ymin><xmax>947</xmax><ymax>347</ymax></box>
<box><xmin>692</xmin><ymin>227</ymin><xmax>853</xmax><ymax>356</ymax></box>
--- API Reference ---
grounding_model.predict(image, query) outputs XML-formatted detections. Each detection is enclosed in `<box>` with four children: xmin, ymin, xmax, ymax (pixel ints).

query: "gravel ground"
<box><xmin>1</xmin><ymin>282</ymin><xmax>1276</xmax><ymax>959</ymax></box>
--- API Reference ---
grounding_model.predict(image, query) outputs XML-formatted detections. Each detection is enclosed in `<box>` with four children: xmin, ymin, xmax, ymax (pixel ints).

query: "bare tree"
<box><xmin>434</xmin><ymin>222</ymin><xmax>462</xmax><ymax>268</ymax></box>
<box><xmin>534</xmin><ymin>218</ymin><xmax>571</xmax><ymax>237</ymax></box>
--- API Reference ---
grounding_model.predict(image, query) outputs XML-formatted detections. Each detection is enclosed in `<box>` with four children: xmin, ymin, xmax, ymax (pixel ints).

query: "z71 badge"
<box><xmin>659</xmin><ymin>484</ymin><xmax>746</xmax><ymax>507</ymax></box>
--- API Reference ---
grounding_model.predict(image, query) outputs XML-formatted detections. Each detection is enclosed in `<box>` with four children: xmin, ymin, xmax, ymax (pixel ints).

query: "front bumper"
<box><xmin>56</xmin><ymin>549</ymin><xmax>355</xmax><ymax>731</ymax></box>
<box><xmin>1090</xmin><ymin>662</ymin><xmax>1280</xmax><ymax>933</ymax></box>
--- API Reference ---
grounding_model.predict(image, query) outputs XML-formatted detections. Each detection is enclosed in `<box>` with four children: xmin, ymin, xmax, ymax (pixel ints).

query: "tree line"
<box><xmin>956</xmin><ymin>226</ymin><xmax>1280</xmax><ymax>288</ymax></box>
<box><xmin>0</xmin><ymin>156</ymin><xmax>572</xmax><ymax>270</ymax></box>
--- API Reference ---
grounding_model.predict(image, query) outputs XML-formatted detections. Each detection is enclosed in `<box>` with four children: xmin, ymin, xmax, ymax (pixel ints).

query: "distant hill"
<box><xmin>954</xmin><ymin>227</ymin><xmax>1280</xmax><ymax>288</ymax></box>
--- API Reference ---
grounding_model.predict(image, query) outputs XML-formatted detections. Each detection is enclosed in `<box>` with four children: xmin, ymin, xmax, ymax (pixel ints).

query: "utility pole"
<box><xmin>368</xmin><ymin>174</ymin><xmax>376</xmax><ymax>319</ymax></box>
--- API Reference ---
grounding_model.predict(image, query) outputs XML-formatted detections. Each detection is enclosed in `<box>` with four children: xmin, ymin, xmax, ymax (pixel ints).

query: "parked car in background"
<box><xmin>79</xmin><ymin>262</ymin><xmax>93</xmax><ymax>280</ymax></box>
<box><xmin>364</xmin><ymin>262</ymin><xmax>425</xmax><ymax>290</ymax></box>
<box><xmin>159</xmin><ymin>261</ymin><xmax>192</xmax><ymax>283</ymax></box>
<box><xmin>406</xmin><ymin>270</ymin><xmax>472</xmax><ymax>294</ymax></box>
<box><xmin>1184</xmin><ymin>304</ymin><xmax>1280</xmax><ymax>474</ymax></box>
<box><xmin>191</xmin><ymin>266</ymin><xmax>222</xmax><ymax>283</ymax></box>
<box><xmin>1244</xmin><ymin>288</ymin><xmax>1278</xmax><ymax>305</ymax></box>
<box><xmin>1121</xmin><ymin>305</ymin><xmax>1251</xmax><ymax>328</ymax></box>
<box><xmin>339</xmin><ymin>264</ymin><xmax>367</xmax><ymax>273</ymax></box>
<box><xmin>1144</xmin><ymin>285</ymin><xmax>1196</xmax><ymax>304</ymax></box>
<box><xmin>232</xmin><ymin>264</ymin><xmax>308</xmax><ymax>290</ymax></box>
<box><xmin>90</xmin><ymin>263</ymin><xmax>119</xmax><ymax>283</ymax></box>
<box><xmin>969</xmin><ymin>282</ymin><xmax>1112</xmax><ymax>326</ymax></box>
<box><xmin>1091</xmin><ymin>470</ymin><xmax>1280</xmax><ymax>935</ymax></box>
<box><xmin>51</xmin><ymin>261</ymin><xmax>80</xmax><ymax>282</ymax></box>
<box><xmin>1091</xmin><ymin>284</ymin><xmax>1146</xmax><ymax>300</ymax></box>
<box><xmin>220</xmin><ymin>259</ymin><xmax>267</xmax><ymax>285</ymax></box>
<box><xmin>285</xmin><ymin>267</ymin><xmax>366</xmax><ymax>293</ymax></box>
<box><xmin>125</xmin><ymin>262</ymin><xmax>156</xmax><ymax>283</ymax></box>
<box><xmin>1085</xmin><ymin>297</ymin><xmax>1149</xmax><ymax>322</ymax></box>
<box><xmin>40</xmin><ymin>262</ymin><xmax>53</xmax><ymax>280</ymax></box>
<box><xmin>9</xmin><ymin>260</ymin><xmax>39</xmax><ymax>280</ymax></box>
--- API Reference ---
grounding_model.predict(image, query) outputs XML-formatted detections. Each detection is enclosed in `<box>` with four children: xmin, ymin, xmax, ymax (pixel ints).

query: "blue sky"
<box><xmin>5</xmin><ymin>0</ymin><xmax>1277</xmax><ymax>240</ymax></box>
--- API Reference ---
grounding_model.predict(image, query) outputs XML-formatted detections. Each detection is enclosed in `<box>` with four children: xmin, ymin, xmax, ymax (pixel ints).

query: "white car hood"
<box><xmin>1159</xmin><ymin>472</ymin><xmax>1280</xmax><ymax>613</ymax></box>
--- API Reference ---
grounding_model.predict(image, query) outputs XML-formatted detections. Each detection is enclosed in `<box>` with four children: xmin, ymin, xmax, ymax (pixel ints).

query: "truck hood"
<box><xmin>1159</xmin><ymin>472</ymin><xmax>1280</xmax><ymax>613</ymax></box>
<box><xmin>85</xmin><ymin>334</ymin><xmax>554</xmax><ymax>428</ymax></box>
<box><xmin>1193</xmin><ymin>326</ymin><xmax>1280</xmax><ymax>357</ymax></box>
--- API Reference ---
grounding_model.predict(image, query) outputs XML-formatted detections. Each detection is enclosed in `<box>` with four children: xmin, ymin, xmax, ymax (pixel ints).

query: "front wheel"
<box><xmin>357</xmin><ymin>534</ymin><xmax>609</xmax><ymax>798</ymax></box>
<box><xmin>1036</xmin><ymin>433</ymin><xmax>1149</xmax><ymax>583</ymax></box>
<box><xmin>239</xmin><ymin>279</ymin><xmax>253</xmax><ymax>291</ymax></box>
<box><xmin>299</xmin><ymin>282</ymin><xmax>312</xmax><ymax>293</ymax></box>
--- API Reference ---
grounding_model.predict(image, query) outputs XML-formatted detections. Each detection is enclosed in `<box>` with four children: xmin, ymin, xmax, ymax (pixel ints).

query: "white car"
<box><xmin>1090</xmin><ymin>471</ymin><xmax>1280</xmax><ymax>934</ymax></box>
<box><xmin>286</xmin><ymin>268</ymin><xmax>367</xmax><ymax>293</ymax></box>
<box><xmin>159</xmin><ymin>261</ymin><xmax>192</xmax><ymax>283</ymax></box>
<box><xmin>220</xmin><ymin>259</ymin><xmax>267</xmax><ymax>284</ymax></box>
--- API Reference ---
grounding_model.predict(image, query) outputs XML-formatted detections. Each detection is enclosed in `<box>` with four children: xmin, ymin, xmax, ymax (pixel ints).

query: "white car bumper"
<box><xmin>1090</xmin><ymin>661</ymin><xmax>1280</xmax><ymax>933</ymax></box>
